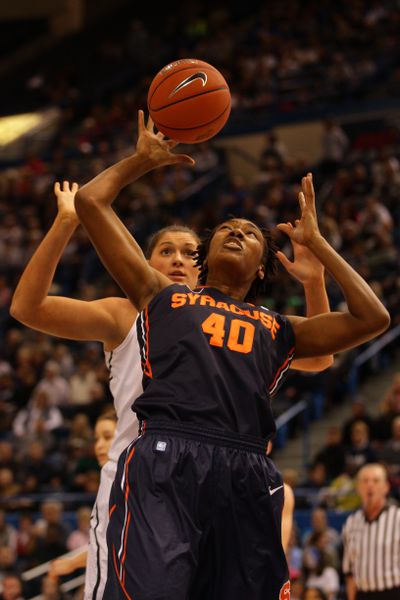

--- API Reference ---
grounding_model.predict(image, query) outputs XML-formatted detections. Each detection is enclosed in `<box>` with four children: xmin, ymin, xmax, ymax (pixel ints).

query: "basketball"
<box><xmin>147</xmin><ymin>58</ymin><xmax>231</xmax><ymax>143</ymax></box>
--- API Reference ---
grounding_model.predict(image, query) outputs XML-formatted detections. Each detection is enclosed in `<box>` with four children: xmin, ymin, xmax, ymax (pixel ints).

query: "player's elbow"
<box><xmin>10</xmin><ymin>294</ymin><xmax>30</xmax><ymax>323</ymax></box>
<box><xmin>74</xmin><ymin>189</ymin><xmax>99</xmax><ymax>220</ymax></box>
<box><xmin>367</xmin><ymin>306</ymin><xmax>391</xmax><ymax>337</ymax></box>
<box><xmin>314</xmin><ymin>355</ymin><xmax>334</xmax><ymax>371</ymax></box>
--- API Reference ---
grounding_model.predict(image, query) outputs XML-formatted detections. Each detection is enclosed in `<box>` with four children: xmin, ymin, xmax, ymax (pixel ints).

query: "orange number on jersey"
<box><xmin>201</xmin><ymin>314</ymin><xmax>255</xmax><ymax>354</ymax></box>
<box><xmin>227</xmin><ymin>319</ymin><xmax>254</xmax><ymax>354</ymax></box>
<box><xmin>201</xmin><ymin>313</ymin><xmax>225</xmax><ymax>347</ymax></box>
<box><xmin>279</xmin><ymin>580</ymin><xmax>290</xmax><ymax>600</ymax></box>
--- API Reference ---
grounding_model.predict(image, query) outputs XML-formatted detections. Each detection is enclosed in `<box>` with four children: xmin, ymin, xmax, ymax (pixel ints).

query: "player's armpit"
<box><xmin>291</xmin><ymin>355</ymin><xmax>333</xmax><ymax>372</ymax></box>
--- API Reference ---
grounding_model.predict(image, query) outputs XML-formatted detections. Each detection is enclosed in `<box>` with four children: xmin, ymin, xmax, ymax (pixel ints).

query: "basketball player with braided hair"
<box><xmin>73</xmin><ymin>110</ymin><xmax>389</xmax><ymax>600</ymax></box>
<box><xmin>12</xmin><ymin>124</ymin><xmax>331</xmax><ymax>599</ymax></box>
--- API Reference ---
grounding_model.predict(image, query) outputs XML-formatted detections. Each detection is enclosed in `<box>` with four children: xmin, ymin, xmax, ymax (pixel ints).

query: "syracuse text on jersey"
<box><xmin>170</xmin><ymin>291</ymin><xmax>281</xmax><ymax>340</ymax></box>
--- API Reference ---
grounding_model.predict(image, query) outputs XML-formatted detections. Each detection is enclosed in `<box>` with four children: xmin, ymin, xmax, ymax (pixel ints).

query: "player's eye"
<box><xmin>160</xmin><ymin>249</ymin><xmax>172</xmax><ymax>255</ymax></box>
<box><xmin>246</xmin><ymin>231</ymin><xmax>257</xmax><ymax>237</ymax></box>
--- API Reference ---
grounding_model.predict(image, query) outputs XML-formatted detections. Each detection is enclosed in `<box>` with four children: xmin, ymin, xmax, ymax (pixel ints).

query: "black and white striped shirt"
<box><xmin>342</xmin><ymin>504</ymin><xmax>400</xmax><ymax>592</ymax></box>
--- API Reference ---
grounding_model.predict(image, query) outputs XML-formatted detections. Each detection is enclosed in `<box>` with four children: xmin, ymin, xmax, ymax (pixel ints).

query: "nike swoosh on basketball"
<box><xmin>269</xmin><ymin>485</ymin><xmax>284</xmax><ymax>496</ymax></box>
<box><xmin>168</xmin><ymin>72</ymin><xmax>208</xmax><ymax>98</ymax></box>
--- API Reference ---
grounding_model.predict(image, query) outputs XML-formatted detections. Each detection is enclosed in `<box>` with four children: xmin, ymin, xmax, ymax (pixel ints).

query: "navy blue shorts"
<box><xmin>105</xmin><ymin>421</ymin><xmax>289</xmax><ymax>600</ymax></box>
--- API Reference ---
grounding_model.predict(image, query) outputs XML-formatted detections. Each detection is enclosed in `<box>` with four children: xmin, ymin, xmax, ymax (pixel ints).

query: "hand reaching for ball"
<box><xmin>276</xmin><ymin>173</ymin><xmax>321</xmax><ymax>247</ymax></box>
<box><xmin>136</xmin><ymin>110</ymin><xmax>195</xmax><ymax>168</ymax></box>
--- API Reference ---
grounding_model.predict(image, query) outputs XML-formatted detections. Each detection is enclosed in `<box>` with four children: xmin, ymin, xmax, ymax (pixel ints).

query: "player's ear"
<box><xmin>257</xmin><ymin>265</ymin><xmax>265</xmax><ymax>280</ymax></box>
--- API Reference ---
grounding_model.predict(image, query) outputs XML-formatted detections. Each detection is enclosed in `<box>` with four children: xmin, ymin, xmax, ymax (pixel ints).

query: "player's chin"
<box><xmin>169</xmin><ymin>275</ymin><xmax>187</xmax><ymax>283</ymax></box>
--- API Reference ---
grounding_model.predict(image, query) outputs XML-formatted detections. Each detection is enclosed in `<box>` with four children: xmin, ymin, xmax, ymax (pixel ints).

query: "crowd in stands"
<box><xmin>0</xmin><ymin>1</ymin><xmax>399</xmax><ymax>598</ymax></box>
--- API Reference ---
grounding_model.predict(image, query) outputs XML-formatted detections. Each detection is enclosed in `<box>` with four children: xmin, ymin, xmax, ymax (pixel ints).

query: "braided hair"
<box><xmin>195</xmin><ymin>218</ymin><xmax>279</xmax><ymax>303</ymax></box>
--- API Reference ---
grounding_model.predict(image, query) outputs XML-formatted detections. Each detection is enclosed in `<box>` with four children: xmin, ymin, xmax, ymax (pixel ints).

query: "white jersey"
<box><xmin>85</xmin><ymin>318</ymin><xmax>142</xmax><ymax>600</ymax></box>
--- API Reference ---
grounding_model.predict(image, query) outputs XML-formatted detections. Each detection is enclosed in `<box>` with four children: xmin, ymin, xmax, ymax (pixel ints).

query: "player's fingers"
<box><xmin>276</xmin><ymin>223</ymin><xmax>293</xmax><ymax>237</ymax></box>
<box><xmin>147</xmin><ymin>113</ymin><xmax>155</xmax><ymax>132</ymax></box>
<box><xmin>63</xmin><ymin>181</ymin><xmax>69</xmax><ymax>192</ymax></box>
<box><xmin>54</xmin><ymin>182</ymin><xmax>60</xmax><ymax>195</ymax></box>
<box><xmin>174</xmin><ymin>154</ymin><xmax>195</xmax><ymax>166</ymax></box>
<box><xmin>298</xmin><ymin>191</ymin><xmax>306</xmax><ymax>213</ymax></box>
<box><xmin>275</xmin><ymin>250</ymin><xmax>293</xmax><ymax>271</ymax></box>
<box><xmin>166</xmin><ymin>139</ymin><xmax>179</xmax><ymax>149</ymax></box>
<box><xmin>71</xmin><ymin>182</ymin><xmax>79</xmax><ymax>193</ymax></box>
<box><xmin>305</xmin><ymin>172</ymin><xmax>316</xmax><ymax>211</ymax></box>
<box><xmin>138</xmin><ymin>110</ymin><xmax>145</xmax><ymax>134</ymax></box>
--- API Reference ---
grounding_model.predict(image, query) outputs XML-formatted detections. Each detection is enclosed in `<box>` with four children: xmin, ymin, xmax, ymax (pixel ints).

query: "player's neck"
<box><xmin>204</xmin><ymin>277</ymin><xmax>249</xmax><ymax>302</ymax></box>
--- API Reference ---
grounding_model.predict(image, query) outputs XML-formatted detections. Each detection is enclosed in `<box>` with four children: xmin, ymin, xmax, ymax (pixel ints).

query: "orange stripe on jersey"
<box><xmin>112</xmin><ymin>545</ymin><xmax>133</xmax><ymax>600</ymax></box>
<box><xmin>269</xmin><ymin>346</ymin><xmax>295</xmax><ymax>393</ymax></box>
<box><xmin>143</xmin><ymin>307</ymin><xmax>153</xmax><ymax>378</ymax></box>
<box><xmin>109</xmin><ymin>503</ymin><xmax>116</xmax><ymax>519</ymax></box>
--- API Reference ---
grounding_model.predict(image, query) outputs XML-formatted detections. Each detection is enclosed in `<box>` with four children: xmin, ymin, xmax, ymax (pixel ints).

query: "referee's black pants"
<box><xmin>104</xmin><ymin>421</ymin><xmax>289</xmax><ymax>600</ymax></box>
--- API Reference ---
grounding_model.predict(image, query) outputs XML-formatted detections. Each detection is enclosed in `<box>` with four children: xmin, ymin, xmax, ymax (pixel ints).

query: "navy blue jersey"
<box><xmin>134</xmin><ymin>284</ymin><xmax>295</xmax><ymax>439</ymax></box>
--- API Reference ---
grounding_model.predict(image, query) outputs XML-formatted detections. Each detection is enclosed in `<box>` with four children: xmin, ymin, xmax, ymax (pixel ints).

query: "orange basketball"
<box><xmin>147</xmin><ymin>58</ymin><xmax>231</xmax><ymax>143</ymax></box>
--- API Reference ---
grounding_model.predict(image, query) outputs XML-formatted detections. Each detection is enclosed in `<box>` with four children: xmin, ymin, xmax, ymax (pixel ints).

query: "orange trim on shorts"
<box><xmin>119</xmin><ymin>445</ymin><xmax>136</xmax><ymax>585</ymax></box>
<box><xmin>112</xmin><ymin>545</ymin><xmax>133</xmax><ymax>600</ymax></box>
<box><xmin>109</xmin><ymin>503</ymin><xmax>117</xmax><ymax>519</ymax></box>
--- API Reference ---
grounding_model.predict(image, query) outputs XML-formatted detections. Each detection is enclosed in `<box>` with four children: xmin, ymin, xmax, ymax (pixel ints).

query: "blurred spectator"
<box><xmin>298</xmin><ymin>462</ymin><xmax>328</xmax><ymax>508</ymax></box>
<box><xmin>12</xmin><ymin>388</ymin><xmax>63</xmax><ymax>441</ymax></box>
<box><xmin>302</xmin><ymin>530</ymin><xmax>339</xmax><ymax>600</ymax></box>
<box><xmin>66</xmin><ymin>507</ymin><xmax>91</xmax><ymax>552</ymax></box>
<box><xmin>17</xmin><ymin>441</ymin><xmax>57</xmax><ymax>494</ymax></box>
<box><xmin>287</xmin><ymin>525</ymin><xmax>303</xmax><ymax>581</ymax></box>
<box><xmin>378</xmin><ymin>415</ymin><xmax>400</xmax><ymax>485</ymax></box>
<box><xmin>0</xmin><ymin>546</ymin><xmax>16</xmax><ymax>579</ymax></box>
<box><xmin>0</xmin><ymin>573</ymin><xmax>25</xmax><ymax>600</ymax></box>
<box><xmin>313</xmin><ymin>427</ymin><xmax>346</xmax><ymax>481</ymax></box>
<box><xmin>318</xmin><ymin>119</ymin><xmax>349</xmax><ymax>175</ymax></box>
<box><xmin>373</xmin><ymin>373</ymin><xmax>400</xmax><ymax>443</ymax></box>
<box><xmin>15</xmin><ymin>513</ymin><xmax>36</xmax><ymax>569</ymax></box>
<box><xmin>344</xmin><ymin>421</ymin><xmax>377</xmax><ymax>477</ymax></box>
<box><xmin>341</xmin><ymin>396</ymin><xmax>374</xmax><ymax>446</ymax></box>
<box><xmin>302</xmin><ymin>508</ymin><xmax>341</xmax><ymax>569</ymax></box>
<box><xmin>0</xmin><ymin>511</ymin><xmax>17</xmax><ymax>556</ymax></box>
<box><xmin>40</xmin><ymin>575</ymin><xmax>69</xmax><ymax>600</ymax></box>
<box><xmin>34</xmin><ymin>522</ymin><xmax>68</xmax><ymax>565</ymax></box>
<box><xmin>35</xmin><ymin>361</ymin><xmax>69</xmax><ymax>408</ymax></box>
<box><xmin>33</xmin><ymin>500</ymin><xmax>69</xmax><ymax>544</ymax></box>
<box><xmin>69</xmin><ymin>360</ymin><xmax>98</xmax><ymax>407</ymax></box>
<box><xmin>326</xmin><ymin>470</ymin><xmax>360</xmax><ymax>512</ymax></box>
<box><xmin>0</xmin><ymin>469</ymin><xmax>20</xmax><ymax>500</ymax></box>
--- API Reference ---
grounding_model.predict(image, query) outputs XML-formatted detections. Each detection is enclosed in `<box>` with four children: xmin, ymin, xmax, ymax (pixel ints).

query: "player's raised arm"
<box><xmin>280</xmin><ymin>174</ymin><xmax>390</xmax><ymax>357</ymax></box>
<box><xmin>75</xmin><ymin>111</ymin><xmax>195</xmax><ymax>311</ymax></box>
<box><xmin>10</xmin><ymin>182</ymin><xmax>133</xmax><ymax>347</ymax></box>
<box><xmin>277</xmin><ymin>232</ymin><xmax>333</xmax><ymax>372</ymax></box>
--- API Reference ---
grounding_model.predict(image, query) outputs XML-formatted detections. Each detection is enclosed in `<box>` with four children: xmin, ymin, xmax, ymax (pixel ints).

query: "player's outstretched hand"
<box><xmin>136</xmin><ymin>110</ymin><xmax>195</xmax><ymax>168</ymax></box>
<box><xmin>276</xmin><ymin>236</ymin><xmax>324</xmax><ymax>284</ymax></box>
<box><xmin>54</xmin><ymin>181</ymin><xmax>79</xmax><ymax>226</ymax></box>
<box><xmin>276</xmin><ymin>173</ymin><xmax>321</xmax><ymax>247</ymax></box>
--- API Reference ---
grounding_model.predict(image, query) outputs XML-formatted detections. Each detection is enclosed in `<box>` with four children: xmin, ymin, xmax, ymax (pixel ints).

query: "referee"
<box><xmin>342</xmin><ymin>463</ymin><xmax>400</xmax><ymax>599</ymax></box>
